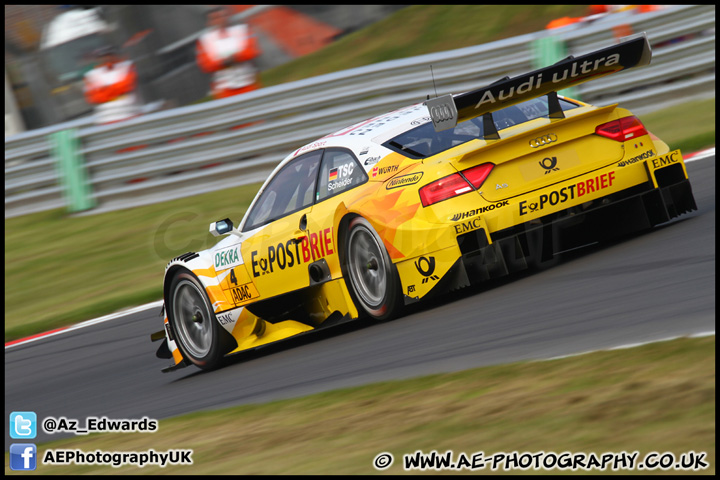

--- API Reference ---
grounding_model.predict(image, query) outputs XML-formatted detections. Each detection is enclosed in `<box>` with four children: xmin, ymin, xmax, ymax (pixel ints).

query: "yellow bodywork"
<box><xmin>157</xmin><ymin>35</ymin><xmax>697</xmax><ymax>369</ymax></box>
<box><xmin>161</xmin><ymin>98</ymin><xmax>692</xmax><ymax>368</ymax></box>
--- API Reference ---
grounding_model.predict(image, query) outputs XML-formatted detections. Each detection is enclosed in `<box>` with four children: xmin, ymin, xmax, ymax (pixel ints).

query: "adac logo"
<box><xmin>414</xmin><ymin>256</ymin><xmax>439</xmax><ymax>284</ymax></box>
<box><xmin>227</xmin><ymin>283</ymin><xmax>257</xmax><ymax>306</ymax></box>
<box><xmin>539</xmin><ymin>156</ymin><xmax>560</xmax><ymax>174</ymax></box>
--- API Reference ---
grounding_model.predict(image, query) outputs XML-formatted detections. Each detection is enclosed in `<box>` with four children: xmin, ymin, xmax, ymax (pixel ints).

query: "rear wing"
<box><xmin>425</xmin><ymin>33</ymin><xmax>652</xmax><ymax>132</ymax></box>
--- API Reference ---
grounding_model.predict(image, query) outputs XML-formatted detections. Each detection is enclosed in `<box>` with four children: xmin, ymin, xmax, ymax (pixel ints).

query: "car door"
<box><xmin>240</xmin><ymin>150</ymin><xmax>322</xmax><ymax>299</ymax></box>
<box><xmin>304</xmin><ymin>148</ymin><xmax>369</xmax><ymax>279</ymax></box>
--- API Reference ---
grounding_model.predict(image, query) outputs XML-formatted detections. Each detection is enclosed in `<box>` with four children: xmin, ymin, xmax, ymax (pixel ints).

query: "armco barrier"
<box><xmin>5</xmin><ymin>5</ymin><xmax>715</xmax><ymax>218</ymax></box>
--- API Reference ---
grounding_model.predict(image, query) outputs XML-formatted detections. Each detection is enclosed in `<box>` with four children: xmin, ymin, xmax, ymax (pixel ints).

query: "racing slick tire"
<box><xmin>167</xmin><ymin>271</ymin><xmax>235</xmax><ymax>370</ymax></box>
<box><xmin>343</xmin><ymin>217</ymin><xmax>402</xmax><ymax>321</ymax></box>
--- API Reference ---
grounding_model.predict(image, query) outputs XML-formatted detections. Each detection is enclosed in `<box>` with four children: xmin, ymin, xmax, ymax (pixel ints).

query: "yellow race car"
<box><xmin>152</xmin><ymin>34</ymin><xmax>696</xmax><ymax>371</ymax></box>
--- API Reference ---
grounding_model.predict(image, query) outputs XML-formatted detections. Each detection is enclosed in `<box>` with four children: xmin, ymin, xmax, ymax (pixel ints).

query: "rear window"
<box><xmin>384</xmin><ymin>96</ymin><xmax>580</xmax><ymax>159</ymax></box>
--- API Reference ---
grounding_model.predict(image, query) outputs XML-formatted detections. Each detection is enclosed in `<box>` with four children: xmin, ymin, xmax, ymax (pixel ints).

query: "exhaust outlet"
<box><xmin>308</xmin><ymin>259</ymin><xmax>330</xmax><ymax>284</ymax></box>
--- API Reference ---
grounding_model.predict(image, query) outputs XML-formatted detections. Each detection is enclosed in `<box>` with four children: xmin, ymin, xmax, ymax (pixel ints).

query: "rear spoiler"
<box><xmin>425</xmin><ymin>33</ymin><xmax>652</xmax><ymax>132</ymax></box>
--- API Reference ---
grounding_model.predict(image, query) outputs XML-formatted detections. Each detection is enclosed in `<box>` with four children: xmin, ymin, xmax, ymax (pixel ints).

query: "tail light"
<box><xmin>419</xmin><ymin>163</ymin><xmax>494</xmax><ymax>207</ymax></box>
<box><xmin>595</xmin><ymin>116</ymin><xmax>648</xmax><ymax>142</ymax></box>
<box><xmin>462</xmin><ymin>163</ymin><xmax>494</xmax><ymax>189</ymax></box>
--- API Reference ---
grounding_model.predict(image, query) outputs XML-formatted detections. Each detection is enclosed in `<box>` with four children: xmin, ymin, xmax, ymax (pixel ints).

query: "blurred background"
<box><xmin>5</xmin><ymin>4</ymin><xmax>407</xmax><ymax>132</ymax></box>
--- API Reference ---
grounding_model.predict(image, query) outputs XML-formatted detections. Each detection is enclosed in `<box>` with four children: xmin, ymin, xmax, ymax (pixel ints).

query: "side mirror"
<box><xmin>209</xmin><ymin>218</ymin><xmax>241</xmax><ymax>238</ymax></box>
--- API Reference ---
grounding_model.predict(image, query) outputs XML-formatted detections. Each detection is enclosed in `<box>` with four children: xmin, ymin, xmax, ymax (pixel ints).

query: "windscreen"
<box><xmin>384</xmin><ymin>96</ymin><xmax>580</xmax><ymax>159</ymax></box>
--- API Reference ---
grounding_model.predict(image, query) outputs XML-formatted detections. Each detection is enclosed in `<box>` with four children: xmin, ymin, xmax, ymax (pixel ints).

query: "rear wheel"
<box><xmin>167</xmin><ymin>271</ymin><xmax>234</xmax><ymax>370</ymax></box>
<box><xmin>344</xmin><ymin>217</ymin><xmax>402</xmax><ymax>321</ymax></box>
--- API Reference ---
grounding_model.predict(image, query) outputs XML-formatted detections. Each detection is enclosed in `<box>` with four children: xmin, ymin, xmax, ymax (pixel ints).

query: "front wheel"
<box><xmin>344</xmin><ymin>217</ymin><xmax>402</xmax><ymax>321</ymax></box>
<box><xmin>167</xmin><ymin>271</ymin><xmax>235</xmax><ymax>370</ymax></box>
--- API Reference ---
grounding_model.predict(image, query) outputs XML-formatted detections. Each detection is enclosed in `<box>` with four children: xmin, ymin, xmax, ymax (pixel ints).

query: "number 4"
<box><xmin>230</xmin><ymin>269</ymin><xmax>238</xmax><ymax>285</ymax></box>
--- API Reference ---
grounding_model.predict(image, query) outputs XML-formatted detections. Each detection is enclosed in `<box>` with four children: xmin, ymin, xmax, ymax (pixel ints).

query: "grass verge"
<box><xmin>260</xmin><ymin>5</ymin><xmax>589</xmax><ymax>87</ymax></box>
<box><xmin>5</xmin><ymin>336</ymin><xmax>714</xmax><ymax>475</ymax></box>
<box><xmin>640</xmin><ymin>98</ymin><xmax>716</xmax><ymax>155</ymax></box>
<box><xmin>4</xmin><ymin>183</ymin><xmax>259</xmax><ymax>340</ymax></box>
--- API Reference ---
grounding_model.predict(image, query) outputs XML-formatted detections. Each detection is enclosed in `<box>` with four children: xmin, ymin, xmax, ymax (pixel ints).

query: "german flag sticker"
<box><xmin>328</xmin><ymin>168</ymin><xmax>338</xmax><ymax>181</ymax></box>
